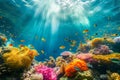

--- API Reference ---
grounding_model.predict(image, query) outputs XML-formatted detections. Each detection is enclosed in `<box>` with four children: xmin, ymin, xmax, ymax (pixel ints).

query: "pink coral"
<box><xmin>34</xmin><ymin>64</ymin><xmax>57</xmax><ymax>80</ymax></box>
<box><xmin>76</xmin><ymin>53</ymin><xmax>93</xmax><ymax>62</ymax></box>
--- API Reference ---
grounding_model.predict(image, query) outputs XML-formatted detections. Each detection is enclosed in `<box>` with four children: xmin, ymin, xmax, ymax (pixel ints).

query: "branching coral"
<box><xmin>2</xmin><ymin>46</ymin><xmax>38</xmax><ymax>69</ymax></box>
<box><xmin>65</xmin><ymin>59</ymin><xmax>88</xmax><ymax>77</ymax></box>
<box><xmin>34</xmin><ymin>64</ymin><xmax>57</xmax><ymax>80</ymax></box>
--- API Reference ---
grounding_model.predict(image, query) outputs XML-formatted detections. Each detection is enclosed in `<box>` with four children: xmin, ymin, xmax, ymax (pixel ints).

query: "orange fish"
<box><xmin>59</xmin><ymin>45</ymin><xmax>66</xmax><ymax>49</ymax></box>
<box><xmin>19</xmin><ymin>44</ymin><xmax>24</xmax><ymax>48</ymax></box>
<box><xmin>83</xmin><ymin>29</ymin><xmax>89</xmax><ymax>33</ymax></box>
<box><xmin>9</xmin><ymin>44</ymin><xmax>13</xmax><ymax>47</ymax></box>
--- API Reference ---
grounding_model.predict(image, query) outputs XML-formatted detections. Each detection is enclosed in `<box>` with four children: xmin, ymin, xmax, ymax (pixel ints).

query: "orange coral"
<box><xmin>65</xmin><ymin>59</ymin><xmax>88</xmax><ymax>77</ymax></box>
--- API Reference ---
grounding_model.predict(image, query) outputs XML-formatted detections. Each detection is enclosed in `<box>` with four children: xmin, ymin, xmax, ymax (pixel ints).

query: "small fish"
<box><xmin>59</xmin><ymin>45</ymin><xmax>66</xmax><ymax>49</ymax></box>
<box><xmin>20</xmin><ymin>40</ymin><xmax>25</xmax><ymax>42</ymax></box>
<box><xmin>94</xmin><ymin>24</ymin><xmax>97</xmax><ymax>27</ymax></box>
<box><xmin>19</xmin><ymin>44</ymin><xmax>25</xmax><ymax>48</ymax></box>
<box><xmin>28</xmin><ymin>44</ymin><xmax>34</xmax><ymax>49</ymax></box>
<box><xmin>95</xmin><ymin>33</ymin><xmax>98</xmax><ymax>35</ymax></box>
<box><xmin>8</xmin><ymin>44</ymin><xmax>13</xmax><ymax>47</ymax></box>
<box><xmin>41</xmin><ymin>37</ymin><xmax>46</xmax><ymax>42</ymax></box>
<box><xmin>41</xmin><ymin>50</ymin><xmax>45</xmax><ymax>54</ymax></box>
<box><xmin>83</xmin><ymin>29</ymin><xmax>89</xmax><ymax>33</ymax></box>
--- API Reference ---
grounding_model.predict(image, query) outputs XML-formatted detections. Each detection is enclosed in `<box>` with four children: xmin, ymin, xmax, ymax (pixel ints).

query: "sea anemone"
<box><xmin>65</xmin><ymin>59</ymin><xmax>88</xmax><ymax>77</ymax></box>
<box><xmin>34</xmin><ymin>64</ymin><xmax>57</xmax><ymax>80</ymax></box>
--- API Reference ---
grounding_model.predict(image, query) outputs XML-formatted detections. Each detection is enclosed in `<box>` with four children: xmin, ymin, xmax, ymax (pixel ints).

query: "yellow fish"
<box><xmin>59</xmin><ymin>45</ymin><xmax>66</xmax><ymax>49</ymax></box>
<box><xmin>20</xmin><ymin>40</ymin><xmax>25</xmax><ymax>42</ymax></box>
<box><xmin>41</xmin><ymin>37</ymin><xmax>46</xmax><ymax>42</ymax></box>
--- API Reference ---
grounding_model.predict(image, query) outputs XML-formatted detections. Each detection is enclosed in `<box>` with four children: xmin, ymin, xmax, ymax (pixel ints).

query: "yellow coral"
<box><xmin>3</xmin><ymin>46</ymin><xmax>38</xmax><ymax>69</ymax></box>
<box><xmin>93</xmin><ymin>53</ymin><xmax>120</xmax><ymax>63</ymax></box>
<box><xmin>90</xmin><ymin>38</ymin><xmax>114</xmax><ymax>48</ymax></box>
<box><xmin>110</xmin><ymin>73</ymin><xmax>120</xmax><ymax>80</ymax></box>
<box><xmin>90</xmin><ymin>38</ymin><xmax>104</xmax><ymax>48</ymax></box>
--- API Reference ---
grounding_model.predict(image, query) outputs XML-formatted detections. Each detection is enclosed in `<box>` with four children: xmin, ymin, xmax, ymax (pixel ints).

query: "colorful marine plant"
<box><xmin>65</xmin><ymin>59</ymin><xmax>88</xmax><ymax>77</ymax></box>
<box><xmin>2</xmin><ymin>46</ymin><xmax>38</xmax><ymax>69</ymax></box>
<box><xmin>34</xmin><ymin>64</ymin><xmax>57</xmax><ymax>80</ymax></box>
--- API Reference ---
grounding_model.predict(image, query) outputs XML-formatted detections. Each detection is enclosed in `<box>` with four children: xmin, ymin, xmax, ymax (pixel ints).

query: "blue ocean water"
<box><xmin>0</xmin><ymin>0</ymin><xmax>120</xmax><ymax>61</ymax></box>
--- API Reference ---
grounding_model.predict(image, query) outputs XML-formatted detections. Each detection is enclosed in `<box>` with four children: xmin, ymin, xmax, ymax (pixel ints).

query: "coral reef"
<box><xmin>77</xmin><ymin>43</ymin><xmax>90</xmax><ymax>53</ymax></box>
<box><xmin>92</xmin><ymin>45</ymin><xmax>113</xmax><ymax>55</ymax></box>
<box><xmin>2</xmin><ymin>46</ymin><xmax>38</xmax><ymax>69</ymax></box>
<box><xmin>110</xmin><ymin>73</ymin><xmax>120</xmax><ymax>80</ymax></box>
<box><xmin>34</xmin><ymin>64</ymin><xmax>57</xmax><ymax>80</ymax></box>
<box><xmin>89</xmin><ymin>38</ymin><xmax>114</xmax><ymax>48</ymax></box>
<box><xmin>74</xmin><ymin>70</ymin><xmax>93</xmax><ymax>80</ymax></box>
<box><xmin>76</xmin><ymin>53</ymin><xmax>93</xmax><ymax>62</ymax></box>
<box><xmin>65</xmin><ymin>59</ymin><xmax>88</xmax><ymax>77</ymax></box>
<box><xmin>92</xmin><ymin>53</ymin><xmax>120</xmax><ymax>63</ymax></box>
<box><xmin>22</xmin><ymin>67</ymin><xmax>43</xmax><ymax>80</ymax></box>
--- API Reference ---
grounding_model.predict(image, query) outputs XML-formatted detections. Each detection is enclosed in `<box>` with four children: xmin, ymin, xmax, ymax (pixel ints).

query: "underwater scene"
<box><xmin>0</xmin><ymin>0</ymin><xmax>120</xmax><ymax>80</ymax></box>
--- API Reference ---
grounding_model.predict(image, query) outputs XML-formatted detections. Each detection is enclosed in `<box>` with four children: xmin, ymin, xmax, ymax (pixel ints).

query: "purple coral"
<box><xmin>34</xmin><ymin>64</ymin><xmax>57</xmax><ymax>80</ymax></box>
<box><xmin>93</xmin><ymin>45</ymin><xmax>113</xmax><ymax>55</ymax></box>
